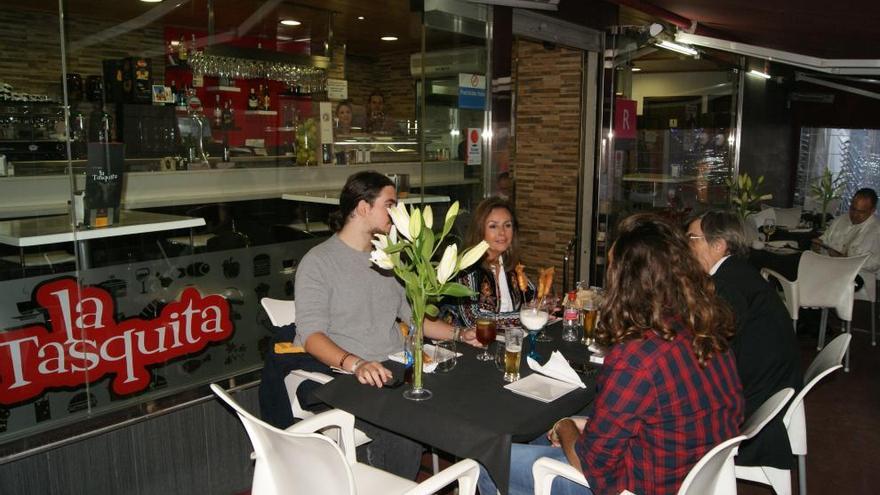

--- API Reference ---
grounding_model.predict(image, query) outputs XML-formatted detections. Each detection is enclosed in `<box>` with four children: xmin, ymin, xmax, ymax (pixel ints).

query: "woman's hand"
<box><xmin>459</xmin><ymin>327</ymin><xmax>484</xmax><ymax>348</ymax></box>
<box><xmin>354</xmin><ymin>361</ymin><xmax>392</xmax><ymax>388</ymax></box>
<box><xmin>548</xmin><ymin>417</ymin><xmax>589</xmax><ymax>447</ymax></box>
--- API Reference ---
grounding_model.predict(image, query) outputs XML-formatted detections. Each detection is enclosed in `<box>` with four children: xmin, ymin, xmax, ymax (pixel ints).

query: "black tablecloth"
<box><xmin>767</xmin><ymin>227</ymin><xmax>819</xmax><ymax>250</ymax></box>
<box><xmin>314</xmin><ymin>322</ymin><xmax>597</xmax><ymax>495</ymax></box>
<box><xmin>749</xmin><ymin>248</ymin><xmax>802</xmax><ymax>281</ymax></box>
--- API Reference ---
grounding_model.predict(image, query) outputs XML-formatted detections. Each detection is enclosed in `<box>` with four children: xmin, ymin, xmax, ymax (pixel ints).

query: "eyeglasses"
<box><xmin>687</xmin><ymin>234</ymin><xmax>705</xmax><ymax>241</ymax></box>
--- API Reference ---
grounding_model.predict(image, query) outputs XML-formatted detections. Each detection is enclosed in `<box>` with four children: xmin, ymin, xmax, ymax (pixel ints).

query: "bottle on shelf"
<box><xmin>177</xmin><ymin>35</ymin><xmax>187</xmax><ymax>62</ymax></box>
<box><xmin>248</xmin><ymin>87</ymin><xmax>259</xmax><ymax>110</ymax></box>
<box><xmin>561</xmin><ymin>291</ymin><xmax>582</xmax><ymax>342</ymax></box>
<box><xmin>222</xmin><ymin>100</ymin><xmax>234</xmax><ymax>129</ymax></box>
<box><xmin>262</xmin><ymin>84</ymin><xmax>271</xmax><ymax>111</ymax></box>
<box><xmin>213</xmin><ymin>95</ymin><xmax>222</xmax><ymax>128</ymax></box>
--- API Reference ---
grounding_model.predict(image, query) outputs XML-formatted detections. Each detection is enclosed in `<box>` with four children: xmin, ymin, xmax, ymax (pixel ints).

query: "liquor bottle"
<box><xmin>222</xmin><ymin>100</ymin><xmax>233</xmax><ymax>128</ymax></box>
<box><xmin>262</xmin><ymin>85</ymin><xmax>271</xmax><ymax>111</ymax></box>
<box><xmin>177</xmin><ymin>35</ymin><xmax>187</xmax><ymax>62</ymax></box>
<box><xmin>561</xmin><ymin>291</ymin><xmax>581</xmax><ymax>342</ymax></box>
<box><xmin>213</xmin><ymin>95</ymin><xmax>222</xmax><ymax>128</ymax></box>
<box><xmin>248</xmin><ymin>87</ymin><xmax>259</xmax><ymax>110</ymax></box>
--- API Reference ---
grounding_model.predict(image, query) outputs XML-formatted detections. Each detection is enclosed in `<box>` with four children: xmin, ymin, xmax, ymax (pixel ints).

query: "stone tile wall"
<box><xmin>513</xmin><ymin>39</ymin><xmax>583</xmax><ymax>294</ymax></box>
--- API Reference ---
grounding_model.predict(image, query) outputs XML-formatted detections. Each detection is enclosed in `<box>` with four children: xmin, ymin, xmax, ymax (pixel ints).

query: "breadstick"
<box><xmin>515</xmin><ymin>263</ymin><xmax>529</xmax><ymax>292</ymax></box>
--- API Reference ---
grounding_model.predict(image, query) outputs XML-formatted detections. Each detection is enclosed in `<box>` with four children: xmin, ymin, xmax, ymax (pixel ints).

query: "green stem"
<box><xmin>412</xmin><ymin>311</ymin><xmax>424</xmax><ymax>391</ymax></box>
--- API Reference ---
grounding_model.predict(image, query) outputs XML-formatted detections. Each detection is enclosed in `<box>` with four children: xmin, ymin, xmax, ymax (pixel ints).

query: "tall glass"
<box><xmin>581</xmin><ymin>300</ymin><xmax>598</xmax><ymax>346</ymax></box>
<box><xmin>475</xmin><ymin>318</ymin><xmax>497</xmax><ymax>361</ymax></box>
<box><xmin>503</xmin><ymin>327</ymin><xmax>524</xmax><ymax>382</ymax></box>
<box><xmin>520</xmin><ymin>301</ymin><xmax>549</xmax><ymax>361</ymax></box>
<box><xmin>763</xmin><ymin>218</ymin><xmax>776</xmax><ymax>240</ymax></box>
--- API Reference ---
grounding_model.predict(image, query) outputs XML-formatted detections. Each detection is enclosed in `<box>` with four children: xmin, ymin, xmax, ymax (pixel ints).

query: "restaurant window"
<box><xmin>795</xmin><ymin>128</ymin><xmax>880</xmax><ymax>213</ymax></box>
<box><xmin>0</xmin><ymin>0</ymin><xmax>489</xmax><ymax>452</ymax></box>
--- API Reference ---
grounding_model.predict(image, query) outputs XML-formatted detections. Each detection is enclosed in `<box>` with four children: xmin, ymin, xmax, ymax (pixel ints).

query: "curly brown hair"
<box><xmin>597</xmin><ymin>213</ymin><xmax>734</xmax><ymax>366</ymax></box>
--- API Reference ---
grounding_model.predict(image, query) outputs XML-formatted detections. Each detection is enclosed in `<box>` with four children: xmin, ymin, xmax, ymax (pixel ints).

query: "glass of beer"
<box><xmin>475</xmin><ymin>317</ymin><xmax>497</xmax><ymax>361</ymax></box>
<box><xmin>581</xmin><ymin>300</ymin><xmax>598</xmax><ymax>346</ymax></box>
<box><xmin>503</xmin><ymin>327</ymin><xmax>524</xmax><ymax>382</ymax></box>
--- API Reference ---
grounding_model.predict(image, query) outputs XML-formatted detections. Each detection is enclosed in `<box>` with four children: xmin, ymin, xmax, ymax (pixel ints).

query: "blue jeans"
<box><xmin>477</xmin><ymin>436</ymin><xmax>593</xmax><ymax>495</ymax></box>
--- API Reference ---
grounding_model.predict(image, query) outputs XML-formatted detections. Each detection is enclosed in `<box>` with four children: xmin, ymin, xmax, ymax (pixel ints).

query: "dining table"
<box><xmin>313</xmin><ymin>322</ymin><xmax>598</xmax><ymax>495</ymax></box>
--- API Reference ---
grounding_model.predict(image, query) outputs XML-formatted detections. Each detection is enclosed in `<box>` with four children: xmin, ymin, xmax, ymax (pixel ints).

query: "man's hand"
<box><xmin>354</xmin><ymin>361</ymin><xmax>392</xmax><ymax>388</ymax></box>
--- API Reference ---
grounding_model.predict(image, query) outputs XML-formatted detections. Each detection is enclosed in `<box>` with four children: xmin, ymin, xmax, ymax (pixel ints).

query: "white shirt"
<box><xmin>709</xmin><ymin>255</ymin><xmax>731</xmax><ymax>276</ymax></box>
<box><xmin>820</xmin><ymin>214</ymin><xmax>880</xmax><ymax>273</ymax></box>
<box><xmin>496</xmin><ymin>268</ymin><xmax>514</xmax><ymax>312</ymax></box>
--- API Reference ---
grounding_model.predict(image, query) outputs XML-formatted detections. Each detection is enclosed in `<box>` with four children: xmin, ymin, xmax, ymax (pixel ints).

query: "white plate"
<box><xmin>503</xmin><ymin>373</ymin><xmax>580</xmax><ymax>403</ymax></box>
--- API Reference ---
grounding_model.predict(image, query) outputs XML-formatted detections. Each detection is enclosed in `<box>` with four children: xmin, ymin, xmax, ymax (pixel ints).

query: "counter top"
<box><xmin>281</xmin><ymin>191</ymin><xmax>451</xmax><ymax>205</ymax></box>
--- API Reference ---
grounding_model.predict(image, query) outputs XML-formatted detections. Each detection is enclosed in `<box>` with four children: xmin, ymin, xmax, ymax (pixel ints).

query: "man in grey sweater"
<box><xmin>294</xmin><ymin>170</ymin><xmax>478</xmax><ymax>478</ymax></box>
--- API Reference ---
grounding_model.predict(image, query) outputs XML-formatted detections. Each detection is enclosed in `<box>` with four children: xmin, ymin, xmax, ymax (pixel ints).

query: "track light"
<box><xmin>655</xmin><ymin>40</ymin><xmax>698</xmax><ymax>56</ymax></box>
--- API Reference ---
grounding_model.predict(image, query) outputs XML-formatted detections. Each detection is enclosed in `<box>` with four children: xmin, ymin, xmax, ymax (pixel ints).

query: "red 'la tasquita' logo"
<box><xmin>0</xmin><ymin>277</ymin><xmax>234</xmax><ymax>405</ymax></box>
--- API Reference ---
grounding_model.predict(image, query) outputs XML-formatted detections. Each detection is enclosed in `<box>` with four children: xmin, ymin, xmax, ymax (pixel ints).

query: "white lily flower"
<box><xmin>371</xmin><ymin>232</ymin><xmax>390</xmax><ymax>252</ymax></box>
<box><xmin>370</xmin><ymin>248</ymin><xmax>395</xmax><ymax>270</ymax></box>
<box><xmin>458</xmin><ymin>240</ymin><xmax>489</xmax><ymax>270</ymax></box>
<box><xmin>436</xmin><ymin>244</ymin><xmax>458</xmax><ymax>284</ymax></box>
<box><xmin>389</xmin><ymin>225</ymin><xmax>398</xmax><ymax>244</ymax></box>
<box><xmin>388</xmin><ymin>203</ymin><xmax>412</xmax><ymax>240</ymax></box>
<box><xmin>409</xmin><ymin>206</ymin><xmax>422</xmax><ymax>240</ymax></box>
<box><xmin>445</xmin><ymin>201</ymin><xmax>460</xmax><ymax>225</ymax></box>
<box><xmin>423</xmin><ymin>205</ymin><xmax>434</xmax><ymax>229</ymax></box>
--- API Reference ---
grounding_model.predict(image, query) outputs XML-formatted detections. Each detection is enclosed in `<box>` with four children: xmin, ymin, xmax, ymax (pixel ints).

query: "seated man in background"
<box><xmin>687</xmin><ymin>210</ymin><xmax>802</xmax><ymax>473</ymax></box>
<box><xmin>812</xmin><ymin>187</ymin><xmax>880</xmax><ymax>273</ymax></box>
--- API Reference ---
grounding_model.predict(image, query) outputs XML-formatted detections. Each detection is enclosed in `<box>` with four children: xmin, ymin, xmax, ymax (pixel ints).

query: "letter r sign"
<box><xmin>614</xmin><ymin>99</ymin><xmax>637</xmax><ymax>139</ymax></box>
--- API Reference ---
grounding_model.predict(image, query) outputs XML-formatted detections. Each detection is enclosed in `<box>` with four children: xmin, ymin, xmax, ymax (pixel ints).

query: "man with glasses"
<box><xmin>687</xmin><ymin>210</ymin><xmax>802</xmax><ymax>473</ymax></box>
<box><xmin>812</xmin><ymin>188</ymin><xmax>880</xmax><ymax>273</ymax></box>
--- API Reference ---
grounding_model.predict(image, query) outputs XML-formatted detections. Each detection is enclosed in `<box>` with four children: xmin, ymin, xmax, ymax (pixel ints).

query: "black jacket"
<box><xmin>713</xmin><ymin>255</ymin><xmax>803</xmax><ymax>469</ymax></box>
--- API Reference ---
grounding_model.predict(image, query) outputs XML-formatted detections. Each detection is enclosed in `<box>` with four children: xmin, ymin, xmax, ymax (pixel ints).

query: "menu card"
<box><xmin>84</xmin><ymin>142</ymin><xmax>125</xmax><ymax>227</ymax></box>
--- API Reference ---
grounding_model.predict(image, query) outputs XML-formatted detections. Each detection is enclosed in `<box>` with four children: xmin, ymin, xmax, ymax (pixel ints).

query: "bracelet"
<box><xmin>339</xmin><ymin>352</ymin><xmax>352</xmax><ymax>368</ymax></box>
<box><xmin>350</xmin><ymin>358</ymin><xmax>365</xmax><ymax>373</ymax></box>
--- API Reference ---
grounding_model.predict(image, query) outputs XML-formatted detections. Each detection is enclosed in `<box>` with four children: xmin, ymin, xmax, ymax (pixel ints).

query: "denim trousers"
<box><xmin>476</xmin><ymin>436</ymin><xmax>594</xmax><ymax>495</ymax></box>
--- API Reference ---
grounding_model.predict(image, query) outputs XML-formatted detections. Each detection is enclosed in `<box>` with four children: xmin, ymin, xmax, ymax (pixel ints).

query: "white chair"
<box><xmin>261</xmin><ymin>297</ymin><xmax>296</xmax><ymax>327</ymax></box>
<box><xmin>210</xmin><ymin>384</ymin><xmax>480</xmax><ymax>495</ymax></box>
<box><xmin>773</xmin><ymin>207</ymin><xmax>803</xmax><ymax>228</ymax></box>
<box><xmin>853</xmin><ymin>270</ymin><xmax>877</xmax><ymax>346</ymax></box>
<box><xmin>761</xmin><ymin>251</ymin><xmax>867</xmax><ymax>371</ymax></box>
<box><xmin>751</xmin><ymin>208</ymin><xmax>776</xmax><ymax>230</ymax></box>
<box><xmin>786</xmin><ymin>333</ymin><xmax>850</xmax><ymax>495</ymax></box>
<box><xmin>260</xmin><ymin>297</ymin><xmax>372</xmax><ymax>447</ymax></box>
<box><xmin>532</xmin><ymin>435</ymin><xmax>748</xmax><ymax>495</ymax></box>
<box><xmin>730</xmin><ymin>334</ymin><xmax>850</xmax><ymax>495</ymax></box>
<box><xmin>734</xmin><ymin>388</ymin><xmax>796</xmax><ymax>495</ymax></box>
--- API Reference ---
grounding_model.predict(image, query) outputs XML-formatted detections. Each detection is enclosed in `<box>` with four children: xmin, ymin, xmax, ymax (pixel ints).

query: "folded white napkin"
<box><xmin>388</xmin><ymin>344</ymin><xmax>461</xmax><ymax>373</ymax></box>
<box><xmin>527</xmin><ymin>351</ymin><xmax>586</xmax><ymax>388</ymax></box>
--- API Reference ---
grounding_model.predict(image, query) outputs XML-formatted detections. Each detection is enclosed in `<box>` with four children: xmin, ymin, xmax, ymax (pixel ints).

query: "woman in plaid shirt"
<box><xmin>477</xmin><ymin>214</ymin><xmax>744</xmax><ymax>495</ymax></box>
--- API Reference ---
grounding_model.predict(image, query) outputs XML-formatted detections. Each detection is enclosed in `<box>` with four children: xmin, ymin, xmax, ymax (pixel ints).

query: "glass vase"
<box><xmin>403</xmin><ymin>316</ymin><xmax>432</xmax><ymax>401</ymax></box>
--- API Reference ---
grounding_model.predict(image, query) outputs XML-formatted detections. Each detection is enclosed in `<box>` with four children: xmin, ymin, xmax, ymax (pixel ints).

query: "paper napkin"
<box><xmin>388</xmin><ymin>344</ymin><xmax>462</xmax><ymax>373</ymax></box>
<box><xmin>527</xmin><ymin>351</ymin><xmax>586</xmax><ymax>388</ymax></box>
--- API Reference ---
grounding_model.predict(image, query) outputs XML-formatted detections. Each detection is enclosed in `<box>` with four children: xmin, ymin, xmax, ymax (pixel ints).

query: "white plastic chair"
<box><xmin>730</xmin><ymin>334</ymin><xmax>849</xmax><ymax>495</ymax></box>
<box><xmin>734</xmin><ymin>388</ymin><xmax>796</xmax><ymax>495</ymax></box>
<box><xmin>210</xmin><ymin>384</ymin><xmax>480</xmax><ymax>495</ymax></box>
<box><xmin>260</xmin><ymin>297</ymin><xmax>372</xmax><ymax>447</ymax></box>
<box><xmin>261</xmin><ymin>297</ymin><xmax>296</xmax><ymax>327</ymax></box>
<box><xmin>751</xmin><ymin>208</ymin><xmax>776</xmax><ymax>230</ymax></box>
<box><xmin>761</xmin><ymin>251</ymin><xmax>867</xmax><ymax>371</ymax></box>
<box><xmin>773</xmin><ymin>207</ymin><xmax>803</xmax><ymax>228</ymax></box>
<box><xmin>853</xmin><ymin>270</ymin><xmax>877</xmax><ymax>346</ymax></box>
<box><xmin>532</xmin><ymin>435</ymin><xmax>747</xmax><ymax>495</ymax></box>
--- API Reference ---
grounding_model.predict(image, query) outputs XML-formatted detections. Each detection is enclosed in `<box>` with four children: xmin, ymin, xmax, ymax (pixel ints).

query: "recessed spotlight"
<box><xmin>380</xmin><ymin>36</ymin><xmax>398</xmax><ymax>41</ymax></box>
<box><xmin>631</xmin><ymin>67</ymin><xmax>641</xmax><ymax>72</ymax></box>
<box><xmin>357</xmin><ymin>16</ymin><xmax>365</xmax><ymax>20</ymax></box>
<box><xmin>140</xmin><ymin>0</ymin><xmax>163</xmax><ymax>3</ymax></box>
<box><xmin>280</xmin><ymin>19</ymin><xmax>302</xmax><ymax>26</ymax></box>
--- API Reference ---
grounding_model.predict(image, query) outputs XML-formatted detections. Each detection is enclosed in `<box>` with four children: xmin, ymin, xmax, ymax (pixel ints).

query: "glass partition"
<box><xmin>591</xmin><ymin>34</ymin><xmax>740</xmax><ymax>284</ymax></box>
<box><xmin>0</xmin><ymin>0</ymin><xmax>488</xmax><ymax>452</ymax></box>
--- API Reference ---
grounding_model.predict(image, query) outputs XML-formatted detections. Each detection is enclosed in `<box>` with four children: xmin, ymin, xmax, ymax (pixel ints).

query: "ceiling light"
<box><xmin>631</xmin><ymin>67</ymin><xmax>642</xmax><ymax>72</ymax></box>
<box><xmin>357</xmin><ymin>16</ymin><xmax>365</xmax><ymax>20</ymax></box>
<box><xmin>380</xmin><ymin>36</ymin><xmax>398</xmax><ymax>41</ymax></box>
<box><xmin>655</xmin><ymin>40</ymin><xmax>698</xmax><ymax>56</ymax></box>
<box><xmin>280</xmin><ymin>19</ymin><xmax>301</xmax><ymax>26</ymax></box>
<box><xmin>647</xmin><ymin>23</ymin><xmax>663</xmax><ymax>37</ymax></box>
<box><xmin>748</xmin><ymin>69</ymin><xmax>771</xmax><ymax>79</ymax></box>
<box><xmin>140</xmin><ymin>0</ymin><xmax>163</xmax><ymax>2</ymax></box>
